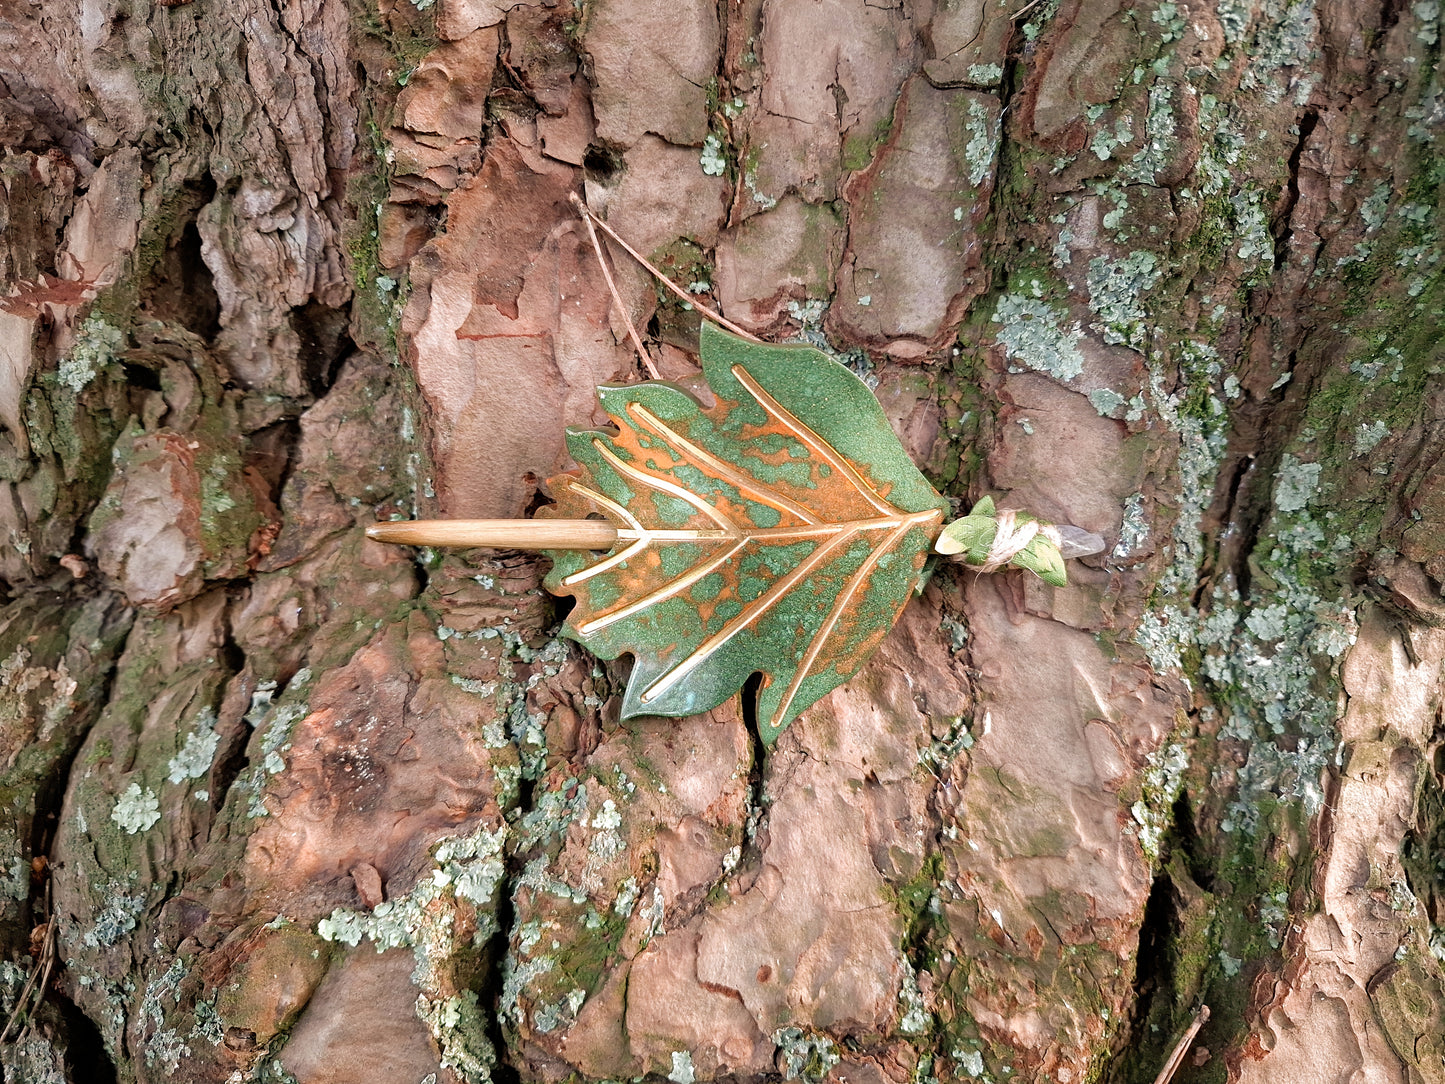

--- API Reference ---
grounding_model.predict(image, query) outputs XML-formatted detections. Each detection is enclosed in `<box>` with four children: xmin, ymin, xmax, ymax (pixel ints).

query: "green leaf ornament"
<box><xmin>540</xmin><ymin>324</ymin><xmax>1077</xmax><ymax>743</ymax></box>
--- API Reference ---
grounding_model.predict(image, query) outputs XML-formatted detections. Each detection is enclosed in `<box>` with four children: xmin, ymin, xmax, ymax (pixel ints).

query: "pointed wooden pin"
<box><xmin>366</xmin><ymin>519</ymin><xmax>617</xmax><ymax>551</ymax></box>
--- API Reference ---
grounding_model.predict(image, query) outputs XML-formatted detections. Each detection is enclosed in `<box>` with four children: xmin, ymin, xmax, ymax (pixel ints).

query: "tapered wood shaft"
<box><xmin>365</xmin><ymin>519</ymin><xmax>618</xmax><ymax>551</ymax></box>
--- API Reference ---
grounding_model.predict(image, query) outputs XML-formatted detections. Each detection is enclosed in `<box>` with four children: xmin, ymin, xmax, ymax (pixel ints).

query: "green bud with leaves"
<box><xmin>936</xmin><ymin>496</ymin><xmax>1069</xmax><ymax>587</ymax></box>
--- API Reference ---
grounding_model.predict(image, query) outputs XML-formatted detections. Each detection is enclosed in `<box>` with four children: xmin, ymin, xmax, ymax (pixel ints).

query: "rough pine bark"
<box><xmin>1</xmin><ymin>0</ymin><xmax>1443</xmax><ymax>1082</ymax></box>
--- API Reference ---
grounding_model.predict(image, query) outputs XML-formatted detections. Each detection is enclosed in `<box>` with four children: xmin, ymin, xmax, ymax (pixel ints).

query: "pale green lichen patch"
<box><xmin>111</xmin><ymin>782</ymin><xmax>161</xmax><ymax>834</ymax></box>
<box><xmin>1112</xmin><ymin>493</ymin><xmax>1151</xmax><ymax>559</ymax></box>
<box><xmin>896</xmin><ymin>957</ymin><xmax>931</xmax><ymax>1035</ymax></box>
<box><xmin>141</xmin><ymin>957</ymin><xmax>185</xmax><ymax>1031</ymax></box>
<box><xmin>773</xmin><ymin>1027</ymin><xmax>840</xmax><ymax>1082</ymax></box>
<box><xmin>991</xmin><ymin>294</ymin><xmax>1085</xmax><ymax>381</ymax></box>
<box><xmin>1091</xmin><ymin>114</ymin><xmax>1135</xmax><ymax>161</ymax></box>
<box><xmin>1230</xmin><ymin>189</ymin><xmax>1276</xmax><ymax>278</ymax></box>
<box><xmin>964</xmin><ymin>98</ymin><xmax>1000</xmax><ymax>187</ymax></box>
<box><xmin>613</xmin><ymin>876</ymin><xmax>639</xmax><ymax>916</ymax></box>
<box><xmin>416</xmin><ymin>991</ymin><xmax>498</xmax><ymax>1083</ymax></box>
<box><xmin>1142</xmin><ymin>457</ymin><xmax>1356</xmax><ymax>828</ymax></box>
<box><xmin>166</xmin><ymin>707</ymin><xmax>219</xmax><ymax>785</ymax></box>
<box><xmin>1194</xmin><ymin>93</ymin><xmax>1249</xmax><ymax>199</ymax></box>
<box><xmin>1273</xmin><ymin>454</ymin><xmax>1321</xmax><ymax>512</ymax></box>
<box><xmin>1130</xmin><ymin>341</ymin><xmax>1231</xmax><ymax>673</ymax></box>
<box><xmin>699</xmin><ymin>134</ymin><xmax>727</xmax><ymax>177</ymax></box>
<box><xmin>239</xmin><ymin>678</ymin><xmax>311</xmax><ymax>817</ymax></box>
<box><xmin>1088</xmin><ymin>387</ymin><xmax>1128</xmax><ymax>418</ymax></box>
<box><xmin>1237</xmin><ymin>0</ymin><xmax>1319</xmax><ymax>102</ymax></box>
<box><xmin>1083</xmin><ymin>180</ymin><xmax>1133</xmax><ymax>239</ymax></box>
<box><xmin>668</xmin><ymin>1050</ymin><xmax>696</xmax><ymax>1084</ymax></box>
<box><xmin>84</xmin><ymin>887</ymin><xmax>146</xmax><ymax>948</ymax></box>
<box><xmin>1119</xmin><ymin>83</ymin><xmax>1177</xmax><ymax>186</ymax></box>
<box><xmin>58</xmin><ymin>314</ymin><xmax>125</xmax><ymax>393</ymax></box>
<box><xmin>1130</xmin><ymin>742</ymin><xmax>1189</xmax><ymax>861</ymax></box>
<box><xmin>1020</xmin><ymin>0</ymin><xmax>1060</xmax><ymax>40</ymax></box>
<box><xmin>532</xmin><ymin>986</ymin><xmax>585</xmax><ymax>1033</ymax></box>
<box><xmin>954</xmin><ymin>1046</ymin><xmax>986</xmax><ymax>1078</ymax></box>
<box><xmin>317</xmin><ymin>823</ymin><xmax>508</xmax><ymax>957</ymax></box>
<box><xmin>744</xmin><ymin>154</ymin><xmax>778</xmax><ymax>211</ymax></box>
<box><xmin>476</xmin><ymin>633</ymin><xmax>570</xmax><ymax>784</ymax></box>
<box><xmin>501</xmin><ymin>709</ymin><xmax>748</xmax><ymax>1049</ymax></box>
<box><xmin>1169</xmin><ymin>342</ymin><xmax>1398</xmax><ymax>841</ymax></box>
<box><xmin>1151</xmin><ymin>0</ymin><xmax>1188</xmax><ymax>40</ymax></box>
<box><xmin>1361</xmin><ymin>181</ymin><xmax>1392</xmax><ymax>232</ymax></box>
<box><xmin>1414</xmin><ymin>0</ymin><xmax>1441</xmax><ymax>43</ymax></box>
<box><xmin>1199</xmin><ymin>530</ymin><xmax>1358</xmax><ymax>832</ymax></box>
<box><xmin>500</xmin><ymin>951</ymin><xmax>556</xmax><ymax>1030</ymax></box>
<box><xmin>0</xmin><ymin>835</ymin><xmax>27</xmax><ymax>904</ymax></box>
<box><xmin>1259</xmin><ymin>888</ymin><xmax>1290</xmax><ymax>948</ymax></box>
<box><xmin>189</xmin><ymin>1000</ymin><xmax>225</xmax><ymax>1046</ymax></box>
<box><xmin>1086</xmin><ymin>251</ymin><xmax>1161</xmax><ymax>350</ymax></box>
<box><xmin>515</xmin><ymin>778</ymin><xmax>588</xmax><ymax>851</ymax></box>
<box><xmin>1351</xmin><ymin>347</ymin><xmax>1406</xmax><ymax>383</ymax></box>
<box><xmin>1243</xmin><ymin>603</ymin><xmax>1289</xmax><ymax>642</ymax></box>
<box><xmin>0</xmin><ymin>1036</ymin><xmax>70</xmax><ymax>1081</ymax></box>
<box><xmin>1353</xmin><ymin>420</ymin><xmax>1389</xmax><ymax>455</ymax></box>
<box><xmin>1216</xmin><ymin>0</ymin><xmax>1251</xmax><ymax>42</ymax></box>
<box><xmin>141</xmin><ymin>959</ymin><xmax>192</xmax><ymax>1071</ymax></box>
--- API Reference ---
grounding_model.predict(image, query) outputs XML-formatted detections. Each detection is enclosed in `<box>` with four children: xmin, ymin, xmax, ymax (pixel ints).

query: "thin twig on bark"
<box><xmin>1153</xmin><ymin>1005</ymin><xmax>1210</xmax><ymax>1084</ymax></box>
<box><xmin>569</xmin><ymin>193</ymin><xmax>764</xmax><ymax>345</ymax></box>
<box><xmin>572</xmin><ymin>193</ymin><xmax>659</xmax><ymax>378</ymax></box>
<box><xmin>0</xmin><ymin>880</ymin><xmax>56</xmax><ymax>1046</ymax></box>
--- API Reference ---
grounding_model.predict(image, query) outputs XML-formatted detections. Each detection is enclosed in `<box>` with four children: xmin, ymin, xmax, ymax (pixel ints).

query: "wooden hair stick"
<box><xmin>366</xmin><ymin>519</ymin><xmax>618</xmax><ymax>551</ymax></box>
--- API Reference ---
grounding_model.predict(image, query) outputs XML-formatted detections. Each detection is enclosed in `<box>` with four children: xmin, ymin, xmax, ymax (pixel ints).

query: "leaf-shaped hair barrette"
<box><xmin>367</xmin><ymin>203</ymin><xmax>1104</xmax><ymax>743</ymax></box>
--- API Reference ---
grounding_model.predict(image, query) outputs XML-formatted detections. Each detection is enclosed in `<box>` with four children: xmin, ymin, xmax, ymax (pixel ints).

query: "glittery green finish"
<box><xmin>542</xmin><ymin>323</ymin><xmax>949</xmax><ymax>743</ymax></box>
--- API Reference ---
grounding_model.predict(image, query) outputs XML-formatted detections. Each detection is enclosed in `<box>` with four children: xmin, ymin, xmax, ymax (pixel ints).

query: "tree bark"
<box><xmin>1</xmin><ymin>0</ymin><xmax>1443</xmax><ymax>1082</ymax></box>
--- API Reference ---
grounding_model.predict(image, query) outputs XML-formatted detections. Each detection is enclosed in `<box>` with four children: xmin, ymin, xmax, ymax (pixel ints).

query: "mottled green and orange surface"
<box><xmin>544</xmin><ymin>324</ymin><xmax>947</xmax><ymax>741</ymax></box>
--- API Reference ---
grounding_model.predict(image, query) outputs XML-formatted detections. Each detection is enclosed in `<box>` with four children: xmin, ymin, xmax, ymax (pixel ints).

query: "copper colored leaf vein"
<box><xmin>541</xmin><ymin>324</ymin><xmax>948</xmax><ymax>743</ymax></box>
